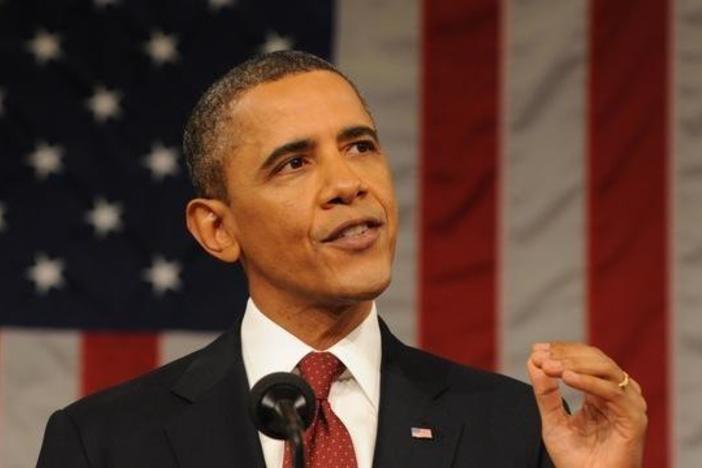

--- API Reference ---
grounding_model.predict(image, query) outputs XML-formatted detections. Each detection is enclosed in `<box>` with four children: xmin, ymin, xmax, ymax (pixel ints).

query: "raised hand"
<box><xmin>527</xmin><ymin>342</ymin><xmax>647</xmax><ymax>468</ymax></box>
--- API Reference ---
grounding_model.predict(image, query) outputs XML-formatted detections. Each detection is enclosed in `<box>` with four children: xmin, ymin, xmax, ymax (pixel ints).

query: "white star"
<box><xmin>0</xmin><ymin>202</ymin><xmax>7</xmax><ymax>232</ymax></box>
<box><xmin>144</xmin><ymin>31</ymin><xmax>179</xmax><ymax>66</ymax></box>
<box><xmin>27</xmin><ymin>29</ymin><xmax>62</xmax><ymax>64</ymax></box>
<box><xmin>261</xmin><ymin>31</ymin><xmax>293</xmax><ymax>53</ymax></box>
<box><xmin>143</xmin><ymin>142</ymin><xmax>179</xmax><ymax>180</ymax></box>
<box><xmin>85</xmin><ymin>197</ymin><xmax>123</xmax><ymax>237</ymax></box>
<box><xmin>209</xmin><ymin>0</ymin><xmax>235</xmax><ymax>11</ymax></box>
<box><xmin>26</xmin><ymin>142</ymin><xmax>64</xmax><ymax>179</ymax></box>
<box><xmin>27</xmin><ymin>253</ymin><xmax>65</xmax><ymax>294</ymax></box>
<box><xmin>86</xmin><ymin>86</ymin><xmax>122</xmax><ymax>122</ymax></box>
<box><xmin>143</xmin><ymin>256</ymin><xmax>182</xmax><ymax>295</ymax></box>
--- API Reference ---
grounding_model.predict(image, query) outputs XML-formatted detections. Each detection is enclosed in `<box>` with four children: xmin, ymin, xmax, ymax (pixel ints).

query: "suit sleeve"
<box><xmin>36</xmin><ymin>409</ymin><xmax>91</xmax><ymax>468</ymax></box>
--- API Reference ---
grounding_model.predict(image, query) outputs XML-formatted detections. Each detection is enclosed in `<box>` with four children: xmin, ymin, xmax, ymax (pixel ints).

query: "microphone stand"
<box><xmin>249</xmin><ymin>372</ymin><xmax>315</xmax><ymax>468</ymax></box>
<box><xmin>278</xmin><ymin>399</ymin><xmax>305</xmax><ymax>468</ymax></box>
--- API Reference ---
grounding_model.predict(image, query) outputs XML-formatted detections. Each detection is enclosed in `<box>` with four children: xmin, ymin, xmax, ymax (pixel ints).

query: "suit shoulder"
<box><xmin>400</xmin><ymin>344</ymin><xmax>534</xmax><ymax>398</ymax></box>
<box><xmin>399</xmin><ymin>345</ymin><xmax>543</xmax><ymax>444</ymax></box>
<box><xmin>41</xmin><ymin>330</ymin><xmax>238</xmax><ymax>466</ymax></box>
<box><xmin>63</xmin><ymin>334</ymin><xmax>218</xmax><ymax>425</ymax></box>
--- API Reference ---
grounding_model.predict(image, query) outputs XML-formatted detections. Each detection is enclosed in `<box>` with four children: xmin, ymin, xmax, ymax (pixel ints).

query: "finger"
<box><xmin>526</xmin><ymin>355</ymin><xmax>568</xmax><ymax>430</ymax></box>
<box><xmin>537</xmin><ymin>342</ymin><xmax>625</xmax><ymax>383</ymax></box>
<box><xmin>531</xmin><ymin>342</ymin><xmax>607</xmax><ymax>367</ymax></box>
<box><xmin>529</xmin><ymin>349</ymin><xmax>571</xmax><ymax>382</ymax></box>
<box><xmin>544</xmin><ymin>355</ymin><xmax>623</xmax><ymax>382</ymax></box>
<box><xmin>549</xmin><ymin>341</ymin><xmax>610</xmax><ymax>362</ymax></box>
<box><xmin>548</xmin><ymin>345</ymin><xmax>645</xmax><ymax>396</ymax></box>
<box><xmin>561</xmin><ymin>370</ymin><xmax>648</xmax><ymax>421</ymax></box>
<box><xmin>529</xmin><ymin>347</ymin><xmax>550</xmax><ymax>369</ymax></box>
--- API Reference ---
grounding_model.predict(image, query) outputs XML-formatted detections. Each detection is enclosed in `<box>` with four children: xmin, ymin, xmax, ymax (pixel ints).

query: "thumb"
<box><xmin>527</xmin><ymin>356</ymin><xmax>568</xmax><ymax>430</ymax></box>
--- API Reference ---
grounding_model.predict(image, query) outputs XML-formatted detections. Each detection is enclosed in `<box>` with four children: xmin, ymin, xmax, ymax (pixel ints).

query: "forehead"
<box><xmin>231</xmin><ymin>70</ymin><xmax>372</xmax><ymax>141</ymax></box>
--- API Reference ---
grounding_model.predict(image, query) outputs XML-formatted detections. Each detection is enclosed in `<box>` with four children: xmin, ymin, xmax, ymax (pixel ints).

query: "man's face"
<box><xmin>221</xmin><ymin>70</ymin><xmax>398</xmax><ymax>307</ymax></box>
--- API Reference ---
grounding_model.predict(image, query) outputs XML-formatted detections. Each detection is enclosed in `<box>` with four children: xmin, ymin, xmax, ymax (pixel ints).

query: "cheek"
<box><xmin>236</xmin><ymin>197</ymin><xmax>311</xmax><ymax>256</ymax></box>
<box><xmin>369</xmin><ymin>167</ymin><xmax>398</xmax><ymax>218</ymax></box>
<box><xmin>372</xmin><ymin>170</ymin><xmax>399</xmax><ymax>249</ymax></box>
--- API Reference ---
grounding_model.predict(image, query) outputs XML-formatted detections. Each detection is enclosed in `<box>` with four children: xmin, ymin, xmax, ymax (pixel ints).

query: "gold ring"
<box><xmin>617</xmin><ymin>371</ymin><xmax>630</xmax><ymax>390</ymax></box>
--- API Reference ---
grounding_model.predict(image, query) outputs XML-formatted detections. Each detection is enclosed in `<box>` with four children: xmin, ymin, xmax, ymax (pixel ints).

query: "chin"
<box><xmin>333</xmin><ymin>271</ymin><xmax>392</xmax><ymax>303</ymax></box>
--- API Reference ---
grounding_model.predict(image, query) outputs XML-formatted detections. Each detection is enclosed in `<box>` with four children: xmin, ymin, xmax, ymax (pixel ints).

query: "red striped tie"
<box><xmin>283</xmin><ymin>352</ymin><xmax>358</xmax><ymax>468</ymax></box>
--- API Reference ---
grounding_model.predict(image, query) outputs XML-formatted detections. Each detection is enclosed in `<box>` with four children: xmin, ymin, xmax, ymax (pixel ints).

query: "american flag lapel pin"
<box><xmin>410</xmin><ymin>426</ymin><xmax>434</xmax><ymax>440</ymax></box>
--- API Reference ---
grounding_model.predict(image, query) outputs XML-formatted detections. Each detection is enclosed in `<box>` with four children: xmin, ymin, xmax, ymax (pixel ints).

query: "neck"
<box><xmin>249</xmin><ymin>288</ymin><xmax>372</xmax><ymax>350</ymax></box>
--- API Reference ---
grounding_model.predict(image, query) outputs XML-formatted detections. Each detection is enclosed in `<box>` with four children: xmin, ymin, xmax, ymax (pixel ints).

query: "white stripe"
<box><xmin>500</xmin><ymin>0</ymin><xmax>587</xmax><ymax>401</ymax></box>
<box><xmin>0</xmin><ymin>328</ymin><xmax>79</xmax><ymax>468</ymax></box>
<box><xmin>159</xmin><ymin>331</ymin><xmax>218</xmax><ymax>366</ymax></box>
<box><xmin>334</xmin><ymin>0</ymin><xmax>420</xmax><ymax>345</ymax></box>
<box><xmin>674</xmin><ymin>1</ymin><xmax>702</xmax><ymax>466</ymax></box>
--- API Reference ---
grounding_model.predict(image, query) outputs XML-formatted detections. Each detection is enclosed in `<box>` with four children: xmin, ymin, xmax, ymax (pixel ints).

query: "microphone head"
<box><xmin>249</xmin><ymin>372</ymin><xmax>316</xmax><ymax>440</ymax></box>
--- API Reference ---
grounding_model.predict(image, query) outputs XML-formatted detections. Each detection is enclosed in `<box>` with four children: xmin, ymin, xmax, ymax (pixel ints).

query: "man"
<box><xmin>37</xmin><ymin>51</ymin><xmax>647</xmax><ymax>467</ymax></box>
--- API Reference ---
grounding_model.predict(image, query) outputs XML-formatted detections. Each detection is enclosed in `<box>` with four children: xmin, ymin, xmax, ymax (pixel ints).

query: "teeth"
<box><xmin>339</xmin><ymin>223</ymin><xmax>369</xmax><ymax>238</ymax></box>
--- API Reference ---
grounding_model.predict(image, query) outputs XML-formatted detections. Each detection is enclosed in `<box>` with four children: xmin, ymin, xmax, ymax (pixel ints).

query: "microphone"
<box><xmin>249</xmin><ymin>372</ymin><xmax>316</xmax><ymax>468</ymax></box>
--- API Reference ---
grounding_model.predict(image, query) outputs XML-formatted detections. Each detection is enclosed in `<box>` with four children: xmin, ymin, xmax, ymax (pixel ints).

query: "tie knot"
<box><xmin>298</xmin><ymin>352</ymin><xmax>345</xmax><ymax>400</ymax></box>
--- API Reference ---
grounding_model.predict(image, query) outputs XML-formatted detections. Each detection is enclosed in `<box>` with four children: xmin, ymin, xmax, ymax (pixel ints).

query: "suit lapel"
<box><xmin>162</xmin><ymin>315</ymin><xmax>466</xmax><ymax>468</ymax></box>
<box><xmin>164</xmin><ymin>322</ymin><xmax>265</xmax><ymax>468</ymax></box>
<box><xmin>373</xmin><ymin>321</ymin><xmax>463</xmax><ymax>468</ymax></box>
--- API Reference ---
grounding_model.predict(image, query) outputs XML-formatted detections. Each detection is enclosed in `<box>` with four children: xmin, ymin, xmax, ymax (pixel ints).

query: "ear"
<box><xmin>185</xmin><ymin>198</ymin><xmax>241</xmax><ymax>263</ymax></box>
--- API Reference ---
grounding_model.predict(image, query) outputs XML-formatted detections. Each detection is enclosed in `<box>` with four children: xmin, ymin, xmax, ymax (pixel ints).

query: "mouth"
<box><xmin>321</xmin><ymin>217</ymin><xmax>383</xmax><ymax>250</ymax></box>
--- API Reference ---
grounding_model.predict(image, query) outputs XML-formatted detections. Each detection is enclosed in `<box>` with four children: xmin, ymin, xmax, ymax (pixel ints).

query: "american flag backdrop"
<box><xmin>0</xmin><ymin>0</ymin><xmax>700</xmax><ymax>467</ymax></box>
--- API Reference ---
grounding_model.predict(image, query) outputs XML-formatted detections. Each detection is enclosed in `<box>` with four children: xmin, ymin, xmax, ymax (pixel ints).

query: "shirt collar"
<box><xmin>240</xmin><ymin>298</ymin><xmax>381</xmax><ymax>410</ymax></box>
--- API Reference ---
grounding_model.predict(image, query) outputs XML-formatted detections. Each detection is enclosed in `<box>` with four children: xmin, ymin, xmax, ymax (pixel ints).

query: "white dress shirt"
<box><xmin>241</xmin><ymin>298</ymin><xmax>381</xmax><ymax>468</ymax></box>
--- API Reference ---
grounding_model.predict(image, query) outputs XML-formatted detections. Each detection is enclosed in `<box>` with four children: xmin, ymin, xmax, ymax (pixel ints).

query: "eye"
<box><xmin>277</xmin><ymin>156</ymin><xmax>307</xmax><ymax>174</ymax></box>
<box><xmin>348</xmin><ymin>140</ymin><xmax>377</xmax><ymax>155</ymax></box>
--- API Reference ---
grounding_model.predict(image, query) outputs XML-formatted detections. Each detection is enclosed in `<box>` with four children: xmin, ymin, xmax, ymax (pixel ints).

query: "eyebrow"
<box><xmin>337</xmin><ymin>125</ymin><xmax>379</xmax><ymax>144</ymax></box>
<box><xmin>259</xmin><ymin>125</ymin><xmax>380</xmax><ymax>172</ymax></box>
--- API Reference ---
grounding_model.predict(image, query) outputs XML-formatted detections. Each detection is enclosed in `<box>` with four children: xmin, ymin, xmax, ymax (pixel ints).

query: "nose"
<box><xmin>318</xmin><ymin>151</ymin><xmax>368</xmax><ymax>208</ymax></box>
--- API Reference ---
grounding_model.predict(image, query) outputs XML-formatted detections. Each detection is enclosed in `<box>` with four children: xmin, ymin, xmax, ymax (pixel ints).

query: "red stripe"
<box><xmin>587</xmin><ymin>1</ymin><xmax>670</xmax><ymax>466</ymax></box>
<box><xmin>81</xmin><ymin>332</ymin><xmax>159</xmax><ymax>396</ymax></box>
<box><xmin>420</xmin><ymin>0</ymin><xmax>501</xmax><ymax>370</ymax></box>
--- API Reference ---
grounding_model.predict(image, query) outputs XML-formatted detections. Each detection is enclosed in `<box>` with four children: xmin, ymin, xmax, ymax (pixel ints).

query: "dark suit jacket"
<box><xmin>37</xmin><ymin>319</ymin><xmax>553</xmax><ymax>467</ymax></box>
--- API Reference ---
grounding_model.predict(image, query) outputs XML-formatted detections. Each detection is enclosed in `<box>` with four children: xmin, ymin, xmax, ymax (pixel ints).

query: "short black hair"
<box><xmin>183</xmin><ymin>50</ymin><xmax>366</xmax><ymax>200</ymax></box>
